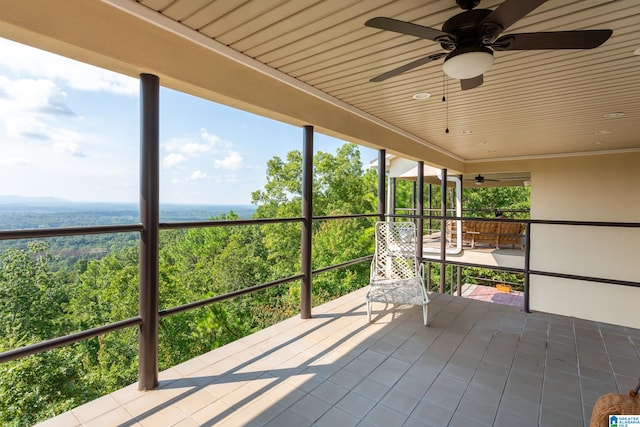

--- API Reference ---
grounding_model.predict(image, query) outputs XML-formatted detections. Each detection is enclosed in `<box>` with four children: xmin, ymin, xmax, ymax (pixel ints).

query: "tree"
<box><xmin>252</xmin><ymin>143</ymin><xmax>378</xmax><ymax>305</ymax></box>
<box><xmin>463</xmin><ymin>186</ymin><xmax>530</xmax><ymax>218</ymax></box>
<box><xmin>0</xmin><ymin>242</ymin><xmax>72</xmax><ymax>348</ymax></box>
<box><xmin>0</xmin><ymin>243</ymin><xmax>95</xmax><ymax>427</ymax></box>
<box><xmin>312</xmin><ymin>218</ymin><xmax>374</xmax><ymax>299</ymax></box>
<box><xmin>0</xmin><ymin>346</ymin><xmax>97</xmax><ymax>427</ymax></box>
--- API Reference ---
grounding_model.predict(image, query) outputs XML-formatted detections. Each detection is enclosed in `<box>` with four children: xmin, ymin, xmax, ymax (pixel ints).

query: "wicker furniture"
<box><xmin>447</xmin><ymin>220</ymin><xmax>524</xmax><ymax>249</ymax></box>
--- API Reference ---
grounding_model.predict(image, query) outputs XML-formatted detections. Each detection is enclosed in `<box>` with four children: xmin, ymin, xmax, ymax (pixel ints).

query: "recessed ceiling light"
<box><xmin>594</xmin><ymin>130</ymin><xmax>612</xmax><ymax>135</ymax></box>
<box><xmin>476</xmin><ymin>141</ymin><xmax>487</xmax><ymax>145</ymax></box>
<box><xmin>634</xmin><ymin>48</ymin><xmax>640</xmax><ymax>56</ymax></box>
<box><xmin>462</xmin><ymin>129</ymin><xmax>473</xmax><ymax>134</ymax></box>
<box><xmin>412</xmin><ymin>92</ymin><xmax>431</xmax><ymax>100</ymax></box>
<box><xmin>603</xmin><ymin>112</ymin><xmax>625</xmax><ymax>118</ymax></box>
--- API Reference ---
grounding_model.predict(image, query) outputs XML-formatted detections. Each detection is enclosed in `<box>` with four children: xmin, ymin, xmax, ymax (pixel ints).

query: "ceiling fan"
<box><xmin>467</xmin><ymin>174</ymin><xmax>528</xmax><ymax>185</ymax></box>
<box><xmin>473</xmin><ymin>174</ymin><xmax>493</xmax><ymax>185</ymax></box>
<box><xmin>365</xmin><ymin>0</ymin><xmax>613</xmax><ymax>90</ymax></box>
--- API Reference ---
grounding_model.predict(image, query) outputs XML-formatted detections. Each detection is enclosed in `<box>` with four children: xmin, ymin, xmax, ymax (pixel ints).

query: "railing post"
<box><xmin>428</xmin><ymin>184</ymin><xmax>433</xmax><ymax>233</ymax></box>
<box><xmin>417</xmin><ymin>161</ymin><xmax>424</xmax><ymax>262</ymax></box>
<box><xmin>440</xmin><ymin>168</ymin><xmax>447</xmax><ymax>293</ymax></box>
<box><xmin>457</xmin><ymin>173</ymin><xmax>463</xmax><ymax>297</ymax></box>
<box><xmin>377</xmin><ymin>150</ymin><xmax>386</xmax><ymax>222</ymax></box>
<box><xmin>139</xmin><ymin>73</ymin><xmax>159</xmax><ymax>390</ymax></box>
<box><xmin>389</xmin><ymin>178</ymin><xmax>396</xmax><ymax>221</ymax></box>
<box><xmin>300</xmin><ymin>125</ymin><xmax>313</xmax><ymax>319</ymax></box>
<box><xmin>524</xmin><ymin>222</ymin><xmax>531</xmax><ymax>313</ymax></box>
<box><xmin>412</xmin><ymin>181</ymin><xmax>416</xmax><ymax>211</ymax></box>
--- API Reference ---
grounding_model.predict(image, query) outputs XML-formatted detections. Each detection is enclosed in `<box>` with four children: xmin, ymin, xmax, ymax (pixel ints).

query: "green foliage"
<box><xmin>392</xmin><ymin>179</ymin><xmax>415</xmax><ymax>211</ymax></box>
<box><xmin>252</xmin><ymin>144</ymin><xmax>375</xmax><ymax>216</ymax></box>
<box><xmin>0</xmin><ymin>242</ymin><xmax>73</xmax><ymax>348</ymax></box>
<box><xmin>462</xmin><ymin>266</ymin><xmax>525</xmax><ymax>291</ymax></box>
<box><xmin>251</xmin><ymin>144</ymin><xmax>377</xmax><ymax>303</ymax></box>
<box><xmin>312</xmin><ymin>218</ymin><xmax>375</xmax><ymax>299</ymax></box>
<box><xmin>0</xmin><ymin>347</ymin><xmax>98</xmax><ymax>427</ymax></box>
<box><xmin>463</xmin><ymin>186</ymin><xmax>530</xmax><ymax>218</ymax></box>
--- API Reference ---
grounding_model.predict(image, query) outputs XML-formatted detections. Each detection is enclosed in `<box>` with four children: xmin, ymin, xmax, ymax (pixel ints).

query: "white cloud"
<box><xmin>187</xmin><ymin>170</ymin><xmax>207</xmax><ymax>181</ymax></box>
<box><xmin>214</xmin><ymin>151</ymin><xmax>244</xmax><ymax>170</ymax></box>
<box><xmin>165</xmin><ymin>128</ymin><xmax>225</xmax><ymax>155</ymax></box>
<box><xmin>164</xmin><ymin>136</ymin><xmax>192</xmax><ymax>153</ymax></box>
<box><xmin>200</xmin><ymin>128</ymin><xmax>222</xmax><ymax>145</ymax></box>
<box><xmin>0</xmin><ymin>75</ymin><xmax>93</xmax><ymax>158</ymax></box>
<box><xmin>182</xmin><ymin>142</ymin><xmax>213</xmax><ymax>155</ymax></box>
<box><xmin>0</xmin><ymin>38</ymin><xmax>138</xmax><ymax>96</ymax></box>
<box><xmin>0</xmin><ymin>77</ymin><xmax>73</xmax><ymax>136</ymax></box>
<box><xmin>162</xmin><ymin>153</ymin><xmax>186</xmax><ymax>168</ymax></box>
<box><xmin>54</xmin><ymin>141</ymin><xmax>85</xmax><ymax>157</ymax></box>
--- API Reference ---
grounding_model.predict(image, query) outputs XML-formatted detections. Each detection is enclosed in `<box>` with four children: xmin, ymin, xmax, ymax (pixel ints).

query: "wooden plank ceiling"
<box><xmin>133</xmin><ymin>0</ymin><xmax>640</xmax><ymax>164</ymax></box>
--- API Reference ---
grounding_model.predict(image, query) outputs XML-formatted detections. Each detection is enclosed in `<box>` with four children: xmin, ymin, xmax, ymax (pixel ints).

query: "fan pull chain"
<box><xmin>443</xmin><ymin>73</ymin><xmax>449</xmax><ymax>134</ymax></box>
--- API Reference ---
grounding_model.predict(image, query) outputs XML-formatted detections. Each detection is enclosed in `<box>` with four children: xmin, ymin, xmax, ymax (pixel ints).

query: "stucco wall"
<box><xmin>529</xmin><ymin>152</ymin><xmax>640</xmax><ymax>328</ymax></box>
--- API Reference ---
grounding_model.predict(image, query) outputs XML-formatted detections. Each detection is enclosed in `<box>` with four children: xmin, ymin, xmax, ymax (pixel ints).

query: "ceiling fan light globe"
<box><xmin>443</xmin><ymin>47</ymin><xmax>494</xmax><ymax>79</ymax></box>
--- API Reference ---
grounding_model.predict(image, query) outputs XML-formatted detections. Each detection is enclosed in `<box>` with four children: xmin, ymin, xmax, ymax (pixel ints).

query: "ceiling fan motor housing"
<box><xmin>442</xmin><ymin>8</ymin><xmax>493</xmax><ymax>48</ymax></box>
<box><xmin>456</xmin><ymin>0</ymin><xmax>481</xmax><ymax>10</ymax></box>
<box><xmin>441</xmin><ymin>9</ymin><xmax>498</xmax><ymax>79</ymax></box>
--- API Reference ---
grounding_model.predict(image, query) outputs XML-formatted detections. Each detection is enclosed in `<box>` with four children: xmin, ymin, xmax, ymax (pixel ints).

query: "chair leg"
<box><xmin>422</xmin><ymin>304</ymin><xmax>428</xmax><ymax>326</ymax></box>
<box><xmin>367</xmin><ymin>301</ymin><xmax>372</xmax><ymax>322</ymax></box>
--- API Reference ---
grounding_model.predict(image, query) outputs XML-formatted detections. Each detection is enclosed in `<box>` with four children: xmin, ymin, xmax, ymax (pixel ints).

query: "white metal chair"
<box><xmin>366</xmin><ymin>221</ymin><xmax>429</xmax><ymax>325</ymax></box>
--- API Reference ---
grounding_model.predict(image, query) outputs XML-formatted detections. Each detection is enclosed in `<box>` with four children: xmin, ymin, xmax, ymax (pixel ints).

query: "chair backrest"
<box><xmin>371</xmin><ymin>221</ymin><xmax>420</xmax><ymax>281</ymax></box>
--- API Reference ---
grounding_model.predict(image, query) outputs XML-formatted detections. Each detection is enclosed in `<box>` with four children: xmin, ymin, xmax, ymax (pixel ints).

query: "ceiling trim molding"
<box><xmin>466</xmin><ymin>147</ymin><xmax>640</xmax><ymax>163</ymax></box>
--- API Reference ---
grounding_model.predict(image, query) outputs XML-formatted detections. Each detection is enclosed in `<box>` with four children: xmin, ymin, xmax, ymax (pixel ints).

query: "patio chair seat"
<box><xmin>365</xmin><ymin>278</ymin><xmax>427</xmax><ymax>306</ymax></box>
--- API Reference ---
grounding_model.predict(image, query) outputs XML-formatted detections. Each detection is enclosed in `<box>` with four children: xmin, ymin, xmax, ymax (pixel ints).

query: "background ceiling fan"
<box><xmin>365</xmin><ymin>0</ymin><xmax>612</xmax><ymax>90</ymax></box>
<box><xmin>472</xmin><ymin>174</ymin><xmax>495</xmax><ymax>185</ymax></box>
<box><xmin>466</xmin><ymin>174</ymin><xmax>529</xmax><ymax>185</ymax></box>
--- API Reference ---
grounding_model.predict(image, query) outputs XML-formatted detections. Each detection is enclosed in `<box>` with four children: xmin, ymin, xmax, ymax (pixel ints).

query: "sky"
<box><xmin>0</xmin><ymin>37</ymin><xmax>376</xmax><ymax>205</ymax></box>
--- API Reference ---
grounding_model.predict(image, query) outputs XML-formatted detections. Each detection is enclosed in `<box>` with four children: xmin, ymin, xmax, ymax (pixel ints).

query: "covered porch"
<box><xmin>38</xmin><ymin>287</ymin><xmax>640</xmax><ymax>427</ymax></box>
<box><xmin>1</xmin><ymin>1</ymin><xmax>639</xmax><ymax>425</ymax></box>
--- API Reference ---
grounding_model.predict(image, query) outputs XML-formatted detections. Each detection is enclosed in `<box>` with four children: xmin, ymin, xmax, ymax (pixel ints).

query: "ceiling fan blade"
<box><xmin>365</xmin><ymin>17</ymin><xmax>453</xmax><ymax>43</ymax></box>
<box><xmin>481</xmin><ymin>0</ymin><xmax>548</xmax><ymax>33</ymax></box>
<box><xmin>492</xmin><ymin>30</ymin><xmax>613</xmax><ymax>51</ymax></box>
<box><xmin>460</xmin><ymin>74</ymin><xmax>483</xmax><ymax>90</ymax></box>
<box><xmin>370</xmin><ymin>52</ymin><xmax>446</xmax><ymax>82</ymax></box>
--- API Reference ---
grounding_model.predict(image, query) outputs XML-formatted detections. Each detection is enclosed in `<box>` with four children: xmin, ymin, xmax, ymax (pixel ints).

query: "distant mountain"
<box><xmin>0</xmin><ymin>196</ymin><xmax>256</xmax><ymax>221</ymax></box>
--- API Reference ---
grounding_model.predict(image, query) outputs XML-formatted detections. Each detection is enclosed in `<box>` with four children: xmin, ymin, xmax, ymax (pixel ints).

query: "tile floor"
<box><xmin>461</xmin><ymin>284</ymin><xmax>524</xmax><ymax>309</ymax></box>
<box><xmin>36</xmin><ymin>287</ymin><xmax>640</xmax><ymax>427</ymax></box>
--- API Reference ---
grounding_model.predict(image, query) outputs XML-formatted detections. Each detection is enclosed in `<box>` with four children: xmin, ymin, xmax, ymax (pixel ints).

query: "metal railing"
<box><xmin>403</xmin><ymin>214</ymin><xmax>640</xmax><ymax>313</ymax></box>
<box><xmin>0</xmin><ymin>213</ymin><xmax>376</xmax><ymax>364</ymax></box>
<box><xmin>1</xmin><ymin>211</ymin><xmax>639</xmax><ymax>371</ymax></box>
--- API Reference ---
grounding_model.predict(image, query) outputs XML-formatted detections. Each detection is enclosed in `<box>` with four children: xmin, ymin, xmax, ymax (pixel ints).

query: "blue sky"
<box><xmin>0</xmin><ymin>37</ymin><xmax>376</xmax><ymax>205</ymax></box>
